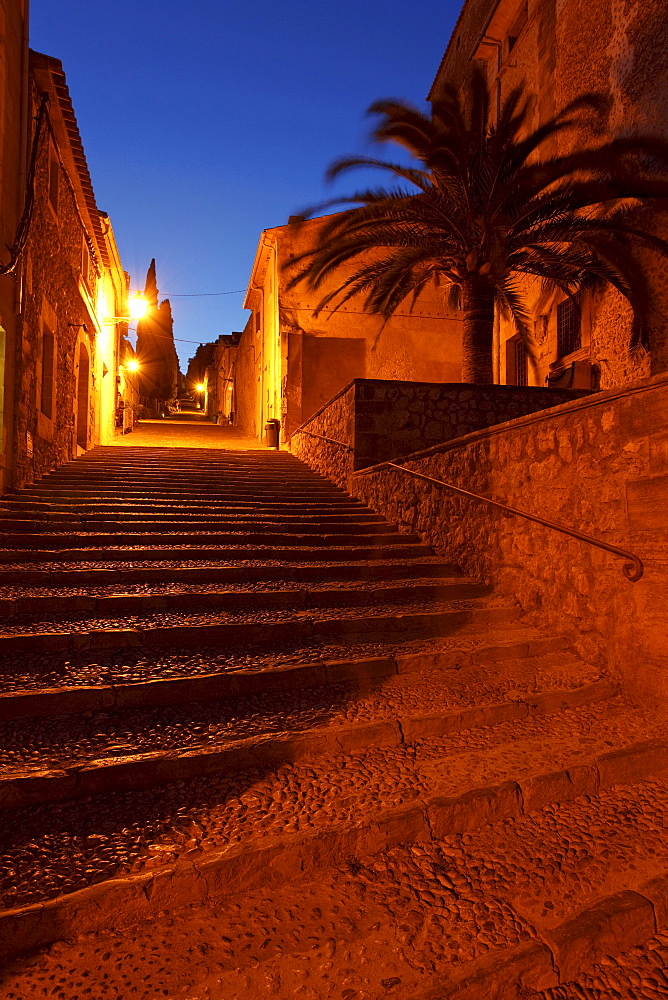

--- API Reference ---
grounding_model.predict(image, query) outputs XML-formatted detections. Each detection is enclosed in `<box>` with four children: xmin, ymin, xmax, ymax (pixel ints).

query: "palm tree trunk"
<box><xmin>460</xmin><ymin>279</ymin><xmax>495</xmax><ymax>383</ymax></box>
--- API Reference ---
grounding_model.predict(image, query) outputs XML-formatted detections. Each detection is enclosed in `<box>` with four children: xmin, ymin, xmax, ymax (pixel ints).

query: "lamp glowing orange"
<box><xmin>129</xmin><ymin>294</ymin><xmax>148</xmax><ymax>320</ymax></box>
<box><xmin>125</xmin><ymin>359</ymin><xmax>140</xmax><ymax>372</ymax></box>
<box><xmin>196</xmin><ymin>383</ymin><xmax>205</xmax><ymax>392</ymax></box>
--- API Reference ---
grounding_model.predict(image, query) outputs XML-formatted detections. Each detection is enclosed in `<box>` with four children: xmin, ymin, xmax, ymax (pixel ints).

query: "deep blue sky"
<box><xmin>30</xmin><ymin>0</ymin><xmax>460</xmax><ymax>368</ymax></box>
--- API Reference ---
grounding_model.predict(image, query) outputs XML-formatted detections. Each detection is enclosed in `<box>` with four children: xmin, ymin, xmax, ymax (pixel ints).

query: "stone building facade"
<box><xmin>429</xmin><ymin>0</ymin><xmax>668</xmax><ymax>391</ymax></box>
<box><xmin>240</xmin><ymin>217</ymin><xmax>463</xmax><ymax>442</ymax></box>
<box><xmin>10</xmin><ymin>52</ymin><xmax>129</xmax><ymax>487</ymax></box>
<box><xmin>0</xmin><ymin>1</ymin><xmax>29</xmax><ymax>493</ymax></box>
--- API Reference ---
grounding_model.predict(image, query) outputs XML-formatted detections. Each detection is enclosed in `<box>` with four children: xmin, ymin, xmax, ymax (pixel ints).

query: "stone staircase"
<box><xmin>0</xmin><ymin>446</ymin><xmax>665</xmax><ymax>999</ymax></box>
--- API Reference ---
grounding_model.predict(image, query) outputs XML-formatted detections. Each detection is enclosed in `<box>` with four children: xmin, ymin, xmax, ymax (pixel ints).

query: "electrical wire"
<box><xmin>163</xmin><ymin>289</ymin><xmax>246</xmax><ymax>297</ymax></box>
<box><xmin>0</xmin><ymin>93</ymin><xmax>50</xmax><ymax>276</ymax></box>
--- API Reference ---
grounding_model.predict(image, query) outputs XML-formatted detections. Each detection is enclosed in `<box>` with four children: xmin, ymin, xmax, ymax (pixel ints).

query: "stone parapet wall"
<box><xmin>291</xmin><ymin>379</ymin><xmax>590</xmax><ymax>479</ymax></box>
<box><xmin>289</xmin><ymin>383</ymin><xmax>355</xmax><ymax>488</ymax></box>
<box><xmin>349</xmin><ymin>375</ymin><xmax>668</xmax><ymax>705</ymax></box>
<box><xmin>353</xmin><ymin>380</ymin><xmax>590</xmax><ymax>469</ymax></box>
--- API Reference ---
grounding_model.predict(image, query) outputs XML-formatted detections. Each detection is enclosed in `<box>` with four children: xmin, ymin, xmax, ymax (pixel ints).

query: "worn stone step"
<box><xmin>0</xmin><ymin>530</ymin><xmax>420</xmax><ymax>549</ymax></box>
<box><xmin>0</xmin><ymin>676</ymin><xmax>617</xmax><ymax>807</ymax></box>
<box><xmin>0</xmin><ymin>516</ymin><xmax>395</xmax><ymax>534</ymax></box>
<box><xmin>0</xmin><ymin>498</ymin><xmax>373</xmax><ymax>516</ymax></box>
<box><xmin>0</xmin><ymin>556</ymin><xmax>460</xmax><ymax>586</ymax></box>
<box><xmin>0</xmin><ymin>698</ymin><xmax>666</xmax><ymax>971</ymax></box>
<box><xmin>0</xmin><ymin>599</ymin><xmax>521</xmax><ymax>654</ymax></box>
<box><xmin>4</xmin><ymin>790</ymin><xmax>668</xmax><ymax>999</ymax></box>
<box><xmin>0</xmin><ymin>541</ymin><xmax>435</xmax><ymax>564</ymax></box>
<box><xmin>0</xmin><ymin>622</ymin><xmax>572</xmax><ymax>710</ymax></box>
<box><xmin>0</xmin><ymin>630</ymin><xmax>575</xmax><ymax>719</ymax></box>
<box><xmin>14</xmin><ymin>487</ymin><xmax>356</xmax><ymax>503</ymax></box>
<box><xmin>0</xmin><ymin>503</ymin><xmax>386</xmax><ymax>523</ymax></box>
<box><xmin>37</xmin><ymin>475</ymin><xmax>344</xmax><ymax>490</ymax></box>
<box><xmin>0</xmin><ymin>577</ymin><xmax>485</xmax><ymax>618</ymax></box>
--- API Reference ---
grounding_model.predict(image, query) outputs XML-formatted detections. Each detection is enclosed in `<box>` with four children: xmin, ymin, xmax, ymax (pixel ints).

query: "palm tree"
<box><xmin>286</xmin><ymin>72</ymin><xmax>668</xmax><ymax>383</ymax></box>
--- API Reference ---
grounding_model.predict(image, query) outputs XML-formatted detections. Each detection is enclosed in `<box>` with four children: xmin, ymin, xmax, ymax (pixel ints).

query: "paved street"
<box><xmin>113</xmin><ymin>414</ymin><xmax>267</xmax><ymax>450</ymax></box>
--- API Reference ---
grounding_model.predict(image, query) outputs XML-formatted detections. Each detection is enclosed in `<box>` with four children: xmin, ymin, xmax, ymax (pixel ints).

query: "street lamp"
<box><xmin>103</xmin><ymin>293</ymin><xmax>147</xmax><ymax>324</ymax></box>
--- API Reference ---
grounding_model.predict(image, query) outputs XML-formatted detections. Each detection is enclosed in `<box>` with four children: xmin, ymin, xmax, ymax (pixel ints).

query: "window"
<box><xmin>515</xmin><ymin>339</ymin><xmax>528</xmax><ymax>386</ymax></box>
<box><xmin>48</xmin><ymin>151</ymin><xmax>59</xmax><ymax>213</ymax></box>
<box><xmin>557</xmin><ymin>294</ymin><xmax>582</xmax><ymax>358</ymax></box>
<box><xmin>507</xmin><ymin>2</ymin><xmax>528</xmax><ymax>56</ymax></box>
<box><xmin>81</xmin><ymin>236</ymin><xmax>96</xmax><ymax>292</ymax></box>
<box><xmin>40</xmin><ymin>328</ymin><xmax>55</xmax><ymax>419</ymax></box>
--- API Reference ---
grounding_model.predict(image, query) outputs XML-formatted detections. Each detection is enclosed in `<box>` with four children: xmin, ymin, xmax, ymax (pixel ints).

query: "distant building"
<box><xmin>429</xmin><ymin>0</ymin><xmax>668</xmax><ymax>390</ymax></box>
<box><xmin>240</xmin><ymin>217</ymin><xmax>463</xmax><ymax>443</ymax></box>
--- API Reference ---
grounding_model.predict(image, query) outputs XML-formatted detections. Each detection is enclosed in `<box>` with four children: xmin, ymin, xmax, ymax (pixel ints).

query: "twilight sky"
<box><xmin>29</xmin><ymin>0</ymin><xmax>460</xmax><ymax>369</ymax></box>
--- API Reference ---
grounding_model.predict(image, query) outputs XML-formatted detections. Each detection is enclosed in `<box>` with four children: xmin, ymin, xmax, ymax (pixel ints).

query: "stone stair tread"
<box><xmin>0</xmin><ymin>697</ymin><xmax>664</xmax><ymax>912</ymax></box>
<box><xmin>0</xmin><ymin>621</ymin><xmax>568</xmax><ymax>696</ymax></box>
<box><xmin>532</xmin><ymin>934</ymin><xmax>668</xmax><ymax>999</ymax></box>
<box><xmin>4</xmin><ymin>775</ymin><xmax>668</xmax><ymax>999</ymax></box>
<box><xmin>0</xmin><ymin>556</ymin><xmax>459</xmax><ymax>586</ymax></box>
<box><xmin>0</xmin><ymin>595</ymin><xmax>509</xmax><ymax>637</ymax></box>
<box><xmin>0</xmin><ymin>579</ymin><xmax>486</xmax><ymax>617</ymax></box>
<box><xmin>0</xmin><ymin>530</ymin><xmax>418</xmax><ymax>547</ymax></box>
<box><xmin>0</xmin><ymin>653</ymin><xmax>605</xmax><ymax>779</ymax></box>
<box><xmin>0</xmin><ymin>543</ymin><xmax>435</xmax><ymax>564</ymax></box>
<box><xmin>5</xmin><ymin>842</ymin><xmax>668</xmax><ymax>1000</ymax></box>
<box><xmin>0</xmin><ymin>574</ymin><xmax>472</xmax><ymax>601</ymax></box>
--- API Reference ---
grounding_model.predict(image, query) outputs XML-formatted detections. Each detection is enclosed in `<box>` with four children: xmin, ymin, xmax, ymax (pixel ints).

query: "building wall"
<box><xmin>234</xmin><ymin>316</ymin><xmax>260</xmax><ymax>440</ymax></box>
<box><xmin>0</xmin><ymin>1</ymin><xmax>29</xmax><ymax>491</ymax></box>
<box><xmin>245</xmin><ymin>217</ymin><xmax>464</xmax><ymax>443</ymax></box>
<box><xmin>429</xmin><ymin>0</ymin><xmax>668</xmax><ymax>393</ymax></box>
<box><xmin>294</xmin><ymin>370</ymin><xmax>668</xmax><ymax>705</ymax></box>
<box><xmin>12</xmin><ymin>55</ymin><xmax>128</xmax><ymax>487</ymax></box>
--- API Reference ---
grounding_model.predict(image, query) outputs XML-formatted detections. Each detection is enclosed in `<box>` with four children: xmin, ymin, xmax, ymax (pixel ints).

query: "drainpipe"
<box><xmin>476</xmin><ymin>35</ymin><xmax>503</xmax><ymax>122</ymax></box>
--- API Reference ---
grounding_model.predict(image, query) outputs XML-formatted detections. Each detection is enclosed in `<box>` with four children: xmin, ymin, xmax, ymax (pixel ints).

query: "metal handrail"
<box><xmin>292</xmin><ymin>428</ymin><xmax>354</xmax><ymax>452</ymax></box>
<box><xmin>356</xmin><ymin>461</ymin><xmax>644</xmax><ymax>582</ymax></box>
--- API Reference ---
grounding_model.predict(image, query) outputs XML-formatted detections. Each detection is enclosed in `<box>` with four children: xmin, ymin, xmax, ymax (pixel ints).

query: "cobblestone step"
<box><xmin>4</xmin><ymin>791</ymin><xmax>668</xmax><ymax>1000</ymax></box>
<box><xmin>0</xmin><ymin>441</ymin><xmax>642</xmax><ymax>988</ymax></box>
<box><xmin>0</xmin><ymin>541</ymin><xmax>436</xmax><ymax>564</ymax></box>
<box><xmin>0</xmin><ymin>516</ymin><xmax>395</xmax><ymax>533</ymax></box>
<box><xmin>0</xmin><ymin>622</ymin><xmax>569</xmax><ymax>703</ymax></box>
<box><xmin>14</xmin><ymin>488</ymin><xmax>356</xmax><ymax>504</ymax></box>
<box><xmin>0</xmin><ymin>599</ymin><xmax>521</xmax><ymax>654</ymax></box>
<box><xmin>0</xmin><ymin>529</ymin><xmax>419</xmax><ymax>548</ymax></box>
<box><xmin>0</xmin><ymin>673</ymin><xmax>616</xmax><ymax>807</ymax></box>
<box><xmin>1</xmin><ymin>492</ymin><xmax>369</xmax><ymax>508</ymax></box>
<box><xmin>0</xmin><ymin>577</ymin><xmax>486</xmax><ymax>617</ymax></box>
<box><xmin>0</xmin><ymin>699</ymin><xmax>666</xmax><ymax>979</ymax></box>
<box><xmin>0</xmin><ymin>556</ymin><xmax>460</xmax><ymax>586</ymax></box>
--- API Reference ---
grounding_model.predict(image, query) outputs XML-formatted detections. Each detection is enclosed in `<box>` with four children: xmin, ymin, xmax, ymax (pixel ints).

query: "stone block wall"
<box><xmin>348</xmin><ymin>375</ymin><xmax>668</xmax><ymax>706</ymax></box>
<box><xmin>291</xmin><ymin>378</ymin><xmax>590</xmax><ymax>477</ymax></box>
<box><xmin>290</xmin><ymin>383</ymin><xmax>355</xmax><ymax>488</ymax></box>
<box><xmin>353</xmin><ymin>380</ymin><xmax>590</xmax><ymax>469</ymax></box>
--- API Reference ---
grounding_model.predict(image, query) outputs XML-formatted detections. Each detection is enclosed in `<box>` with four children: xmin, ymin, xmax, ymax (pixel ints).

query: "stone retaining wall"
<box><xmin>290</xmin><ymin>379</ymin><xmax>589</xmax><ymax>478</ymax></box>
<box><xmin>290</xmin><ymin>383</ymin><xmax>356</xmax><ymax>488</ymax></box>
<box><xmin>294</xmin><ymin>374</ymin><xmax>668</xmax><ymax>705</ymax></box>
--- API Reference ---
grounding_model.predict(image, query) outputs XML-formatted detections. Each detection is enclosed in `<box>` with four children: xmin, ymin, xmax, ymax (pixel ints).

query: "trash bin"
<box><xmin>265</xmin><ymin>418</ymin><xmax>280</xmax><ymax>449</ymax></box>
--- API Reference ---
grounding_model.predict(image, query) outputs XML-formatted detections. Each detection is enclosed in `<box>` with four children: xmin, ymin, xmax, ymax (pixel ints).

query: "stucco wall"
<box><xmin>344</xmin><ymin>375</ymin><xmax>668</xmax><ymax>705</ymax></box>
<box><xmin>233</xmin><ymin>317</ymin><xmax>259</xmax><ymax>440</ymax></box>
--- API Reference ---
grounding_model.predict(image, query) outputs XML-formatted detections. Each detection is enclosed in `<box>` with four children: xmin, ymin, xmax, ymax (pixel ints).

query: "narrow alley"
<box><xmin>0</xmin><ymin>418</ymin><xmax>666</xmax><ymax>998</ymax></box>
